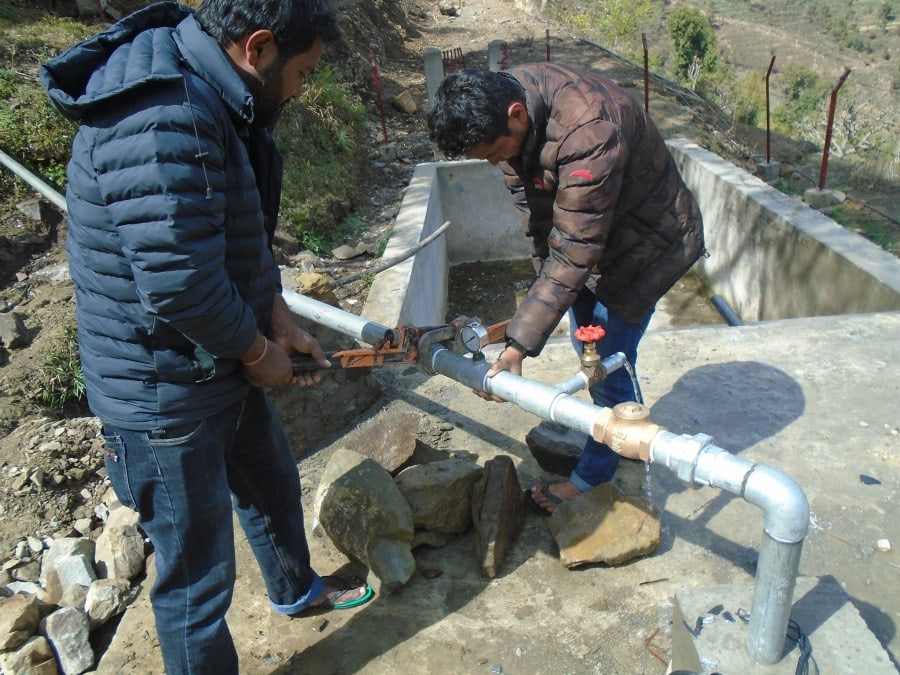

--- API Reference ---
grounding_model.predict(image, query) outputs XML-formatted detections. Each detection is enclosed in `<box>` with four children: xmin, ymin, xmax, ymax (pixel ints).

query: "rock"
<box><xmin>803</xmin><ymin>187</ymin><xmax>846</xmax><ymax>209</ymax></box>
<box><xmin>471</xmin><ymin>455</ymin><xmax>525</xmax><ymax>578</ymax></box>
<box><xmin>293</xmin><ymin>249</ymin><xmax>323</xmax><ymax>273</ymax></box>
<box><xmin>295</xmin><ymin>272</ymin><xmax>338</xmax><ymax>305</ymax></box>
<box><xmin>525</xmin><ymin>421</ymin><xmax>583</xmax><ymax>476</ymax></box>
<box><xmin>340</xmin><ymin>408</ymin><xmax>421</xmax><ymax>474</ymax></box>
<box><xmin>0</xmin><ymin>311</ymin><xmax>30</xmax><ymax>349</ymax></box>
<box><xmin>314</xmin><ymin>449</ymin><xmax>415</xmax><ymax>594</ymax></box>
<box><xmin>74</xmin><ymin>0</ymin><xmax>106</xmax><ymax>18</ymax></box>
<box><xmin>39</xmin><ymin>538</ymin><xmax>97</xmax><ymax>607</ymax></box>
<box><xmin>0</xmin><ymin>635</ymin><xmax>58</xmax><ymax>674</ymax></box>
<box><xmin>395</xmin><ymin>458</ymin><xmax>483</xmax><ymax>533</ymax></box>
<box><xmin>94</xmin><ymin>524</ymin><xmax>145</xmax><ymax>581</ymax></box>
<box><xmin>411</xmin><ymin>438</ymin><xmax>452</xmax><ymax>465</ymax></box>
<box><xmin>40</xmin><ymin>606</ymin><xmax>93</xmax><ymax>675</ymax></box>
<box><xmin>392</xmin><ymin>90</ymin><xmax>417</xmax><ymax>114</ymax></box>
<box><xmin>12</xmin><ymin>560</ymin><xmax>41</xmax><ymax>582</ymax></box>
<box><xmin>0</xmin><ymin>592</ymin><xmax>40</xmax><ymax>649</ymax></box>
<box><xmin>412</xmin><ymin>529</ymin><xmax>456</xmax><ymax>549</ymax></box>
<box><xmin>101</xmin><ymin>489</ymin><xmax>140</xmax><ymax>529</ymax></box>
<box><xmin>438</xmin><ymin>0</ymin><xmax>459</xmax><ymax>16</ymax></box>
<box><xmin>15</xmin><ymin>199</ymin><xmax>45</xmax><ymax>222</ymax></box>
<box><xmin>85</xmin><ymin>578</ymin><xmax>133</xmax><ymax>630</ymax></box>
<box><xmin>331</xmin><ymin>244</ymin><xmax>363</xmax><ymax>260</ymax></box>
<box><xmin>546</xmin><ymin>483</ymin><xmax>660</xmax><ymax>568</ymax></box>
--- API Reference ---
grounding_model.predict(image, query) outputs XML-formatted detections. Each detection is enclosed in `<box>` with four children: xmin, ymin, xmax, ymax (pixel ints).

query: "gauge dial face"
<box><xmin>459</xmin><ymin>323</ymin><xmax>488</xmax><ymax>353</ymax></box>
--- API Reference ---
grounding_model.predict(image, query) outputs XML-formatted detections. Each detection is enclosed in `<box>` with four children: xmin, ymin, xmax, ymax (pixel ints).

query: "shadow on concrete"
<box><xmin>646</xmin><ymin>360</ymin><xmax>805</xmax><ymax>572</ymax></box>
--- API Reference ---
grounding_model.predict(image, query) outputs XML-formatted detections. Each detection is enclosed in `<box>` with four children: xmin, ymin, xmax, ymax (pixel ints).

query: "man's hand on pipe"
<box><xmin>474</xmin><ymin>346</ymin><xmax>524</xmax><ymax>402</ymax></box>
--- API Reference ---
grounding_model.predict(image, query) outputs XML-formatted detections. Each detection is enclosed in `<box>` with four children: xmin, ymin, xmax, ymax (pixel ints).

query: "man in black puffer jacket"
<box><xmin>42</xmin><ymin>2</ymin><xmax>371</xmax><ymax>671</ymax></box>
<box><xmin>428</xmin><ymin>66</ymin><xmax>704</xmax><ymax>515</ymax></box>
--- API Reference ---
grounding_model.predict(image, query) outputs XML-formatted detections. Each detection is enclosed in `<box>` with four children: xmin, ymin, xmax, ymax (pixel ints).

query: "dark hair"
<box><xmin>196</xmin><ymin>0</ymin><xmax>341</xmax><ymax>57</ymax></box>
<box><xmin>427</xmin><ymin>69</ymin><xmax>525</xmax><ymax>158</ymax></box>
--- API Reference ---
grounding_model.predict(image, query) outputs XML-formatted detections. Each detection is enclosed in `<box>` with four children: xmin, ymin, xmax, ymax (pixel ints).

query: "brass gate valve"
<box><xmin>574</xmin><ymin>324</ymin><xmax>605</xmax><ymax>386</ymax></box>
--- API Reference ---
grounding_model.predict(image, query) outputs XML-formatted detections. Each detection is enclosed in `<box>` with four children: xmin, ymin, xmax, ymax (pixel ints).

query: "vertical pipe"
<box><xmin>642</xmin><ymin>33</ymin><xmax>649</xmax><ymax>114</ymax></box>
<box><xmin>818</xmin><ymin>67</ymin><xmax>851</xmax><ymax>191</ymax></box>
<box><xmin>546</xmin><ymin>29</ymin><xmax>551</xmax><ymax>62</ymax></box>
<box><xmin>748</xmin><ymin>535</ymin><xmax>804</xmax><ymax>664</ymax></box>
<box><xmin>765</xmin><ymin>55</ymin><xmax>776</xmax><ymax>164</ymax></box>
<box><xmin>369</xmin><ymin>48</ymin><xmax>389</xmax><ymax>143</ymax></box>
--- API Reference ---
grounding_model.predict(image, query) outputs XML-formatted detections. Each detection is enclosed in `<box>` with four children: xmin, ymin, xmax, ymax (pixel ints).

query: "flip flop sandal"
<box><xmin>525</xmin><ymin>480</ymin><xmax>565</xmax><ymax>517</ymax></box>
<box><xmin>315</xmin><ymin>576</ymin><xmax>374</xmax><ymax>610</ymax></box>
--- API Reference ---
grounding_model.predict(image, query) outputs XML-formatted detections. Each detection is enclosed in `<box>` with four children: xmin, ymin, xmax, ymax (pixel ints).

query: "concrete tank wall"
<box><xmin>669</xmin><ymin>139</ymin><xmax>900</xmax><ymax>322</ymax></box>
<box><xmin>363</xmin><ymin>143</ymin><xmax>900</xmax><ymax>331</ymax></box>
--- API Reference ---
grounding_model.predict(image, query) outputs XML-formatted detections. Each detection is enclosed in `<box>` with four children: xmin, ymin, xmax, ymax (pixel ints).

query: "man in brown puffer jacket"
<box><xmin>428</xmin><ymin>64</ymin><xmax>704</xmax><ymax>514</ymax></box>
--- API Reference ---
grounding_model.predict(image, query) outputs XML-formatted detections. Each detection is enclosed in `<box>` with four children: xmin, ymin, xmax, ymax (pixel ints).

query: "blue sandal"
<box><xmin>525</xmin><ymin>481</ymin><xmax>565</xmax><ymax>517</ymax></box>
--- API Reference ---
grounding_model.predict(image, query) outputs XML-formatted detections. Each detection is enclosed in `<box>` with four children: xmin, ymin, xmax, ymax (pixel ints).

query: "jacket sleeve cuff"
<box><xmin>505</xmin><ymin>337</ymin><xmax>534</xmax><ymax>358</ymax></box>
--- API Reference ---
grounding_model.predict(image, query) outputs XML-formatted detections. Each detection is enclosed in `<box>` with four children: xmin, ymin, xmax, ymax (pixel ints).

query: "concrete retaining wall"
<box><xmin>669</xmin><ymin>139</ymin><xmax>900</xmax><ymax>322</ymax></box>
<box><xmin>362</xmin><ymin>143</ymin><xmax>900</xmax><ymax>331</ymax></box>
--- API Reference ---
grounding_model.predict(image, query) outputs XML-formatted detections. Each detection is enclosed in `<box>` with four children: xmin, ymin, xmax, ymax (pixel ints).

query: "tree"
<box><xmin>666</xmin><ymin>5</ymin><xmax>718</xmax><ymax>84</ymax></box>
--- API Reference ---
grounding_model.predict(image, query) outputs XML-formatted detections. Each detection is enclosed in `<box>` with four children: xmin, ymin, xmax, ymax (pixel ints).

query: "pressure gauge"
<box><xmin>458</xmin><ymin>321</ymin><xmax>489</xmax><ymax>354</ymax></box>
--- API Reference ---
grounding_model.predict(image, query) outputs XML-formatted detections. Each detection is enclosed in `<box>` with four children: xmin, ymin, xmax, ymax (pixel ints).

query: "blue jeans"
<box><xmin>101</xmin><ymin>388</ymin><xmax>323</xmax><ymax>675</ymax></box>
<box><xmin>567</xmin><ymin>289</ymin><xmax>654</xmax><ymax>490</ymax></box>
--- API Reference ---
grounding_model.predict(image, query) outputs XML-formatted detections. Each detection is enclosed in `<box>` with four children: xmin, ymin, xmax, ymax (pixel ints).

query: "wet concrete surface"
<box><xmin>97</xmin><ymin>311</ymin><xmax>900</xmax><ymax>674</ymax></box>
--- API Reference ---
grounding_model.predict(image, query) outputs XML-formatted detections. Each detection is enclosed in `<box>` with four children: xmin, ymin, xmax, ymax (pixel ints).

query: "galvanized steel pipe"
<box><xmin>283</xmin><ymin>293</ymin><xmax>809</xmax><ymax>665</ymax></box>
<box><xmin>0</xmin><ymin>148</ymin><xmax>67</xmax><ymax>213</ymax></box>
<box><xmin>283</xmin><ymin>289</ymin><xmax>394</xmax><ymax>347</ymax></box>
<box><xmin>650</xmin><ymin>430</ymin><xmax>809</xmax><ymax>664</ymax></box>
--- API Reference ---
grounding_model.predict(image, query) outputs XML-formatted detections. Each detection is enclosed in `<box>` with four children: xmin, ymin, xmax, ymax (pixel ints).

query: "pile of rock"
<box><xmin>0</xmin><ymin>488</ymin><xmax>144</xmax><ymax>674</ymax></box>
<box><xmin>312</xmin><ymin>410</ymin><xmax>662</xmax><ymax>595</ymax></box>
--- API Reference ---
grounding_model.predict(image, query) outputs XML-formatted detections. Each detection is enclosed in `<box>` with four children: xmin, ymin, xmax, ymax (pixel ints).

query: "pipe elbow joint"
<box><xmin>744</xmin><ymin>465</ymin><xmax>810</xmax><ymax>544</ymax></box>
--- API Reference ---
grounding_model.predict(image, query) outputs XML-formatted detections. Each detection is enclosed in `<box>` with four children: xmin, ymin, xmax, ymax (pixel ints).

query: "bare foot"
<box><xmin>531</xmin><ymin>480</ymin><xmax>582</xmax><ymax>513</ymax></box>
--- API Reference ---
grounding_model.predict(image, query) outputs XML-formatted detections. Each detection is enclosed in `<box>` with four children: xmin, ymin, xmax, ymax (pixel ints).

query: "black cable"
<box><xmin>786</xmin><ymin>619</ymin><xmax>819</xmax><ymax>675</ymax></box>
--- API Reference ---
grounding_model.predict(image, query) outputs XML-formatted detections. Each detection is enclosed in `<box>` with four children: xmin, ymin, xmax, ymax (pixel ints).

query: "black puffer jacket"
<box><xmin>500</xmin><ymin>63</ymin><xmax>704</xmax><ymax>355</ymax></box>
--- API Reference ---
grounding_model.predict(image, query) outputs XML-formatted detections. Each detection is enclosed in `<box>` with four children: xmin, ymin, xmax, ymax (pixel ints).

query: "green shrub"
<box><xmin>0</xmin><ymin>15</ymin><xmax>97</xmax><ymax>188</ymax></box>
<box><xmin>666</xmin><ymin>5</ymin><xmax>719</xmax><ymax>84</ymax></box>
<box><xmin>35</xmin><ymin>325</ymin><xmax>87</xmax><ymax>414</ymax></box>
<box><xmin>276</xmin><ymin>65</ymin><xmax>369</xmax><ymax>254</ymax></box>
<box><xmin>772</xmin><ymin>64</ymin><xmax>829</xmax><ymax>137</ymax></box>
<box><xmin>547</xmin><ymin>0</ymin><xmax>662</xmax><ymax>64</ymax></box>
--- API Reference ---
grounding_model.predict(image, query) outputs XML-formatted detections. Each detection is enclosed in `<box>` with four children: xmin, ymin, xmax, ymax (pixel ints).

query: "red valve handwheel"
<box><xmin>574</xmin><ymin>325</ymin><xmax>605</xmax><ymax>342</ymax></box>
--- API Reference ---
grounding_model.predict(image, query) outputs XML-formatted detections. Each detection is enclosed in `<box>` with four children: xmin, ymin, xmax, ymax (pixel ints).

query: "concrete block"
<box><xmin>755</xmin><ymin>160</ymin><xmax>780</xmax><ymax>183</ymax></box>
<box><xmin>671</xmin><ymin>576</ymin><xmax>895</xmax><ymax>674</ymax></box>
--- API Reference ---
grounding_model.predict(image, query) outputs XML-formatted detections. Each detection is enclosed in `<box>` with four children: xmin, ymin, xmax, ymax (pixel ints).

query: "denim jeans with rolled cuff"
<box><xmin>101</xmin><ymin>387</ymin><xmax>323</xmax><ymax>675</ymax></box>
<box><xmin>567</xmin><ymin>288</ymin><xmax>654</xmax><ymax>491</ymax></box>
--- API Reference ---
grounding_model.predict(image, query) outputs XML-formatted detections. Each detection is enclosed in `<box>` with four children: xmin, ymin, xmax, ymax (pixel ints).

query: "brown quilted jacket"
<box><xmin>500</xmin><ymin>63</ymin><xmax>704</xmax><ymax>356</ymax></box>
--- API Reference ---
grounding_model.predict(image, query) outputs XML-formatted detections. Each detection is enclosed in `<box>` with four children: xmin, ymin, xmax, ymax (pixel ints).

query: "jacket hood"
<box><xmin>40</xmin><ymin>1</ymin><xmax>253</xmax><ymax>124</ymax></box>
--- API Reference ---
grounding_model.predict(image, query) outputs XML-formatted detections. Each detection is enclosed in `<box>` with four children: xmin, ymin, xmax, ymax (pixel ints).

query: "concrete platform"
<box><xmin>671</xmin><ymin>576</ymin><xmax>894</xmax><ymax>673</ymax></box>
<box><xmin>97</xmin><ymin>311</ymin><xmax>900</xmax><ymax>673</ymax></box>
